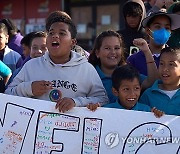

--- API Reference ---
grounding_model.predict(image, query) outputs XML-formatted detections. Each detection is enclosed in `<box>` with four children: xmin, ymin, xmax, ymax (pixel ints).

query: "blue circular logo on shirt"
<box><xmin>49</xmin><ymin>89</ymin><xmax>62</xmax><ymax>102</ymax></box>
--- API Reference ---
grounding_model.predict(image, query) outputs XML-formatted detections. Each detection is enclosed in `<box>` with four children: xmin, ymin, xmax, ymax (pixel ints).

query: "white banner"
<box><xmin>0</xmin><ymin>93</ymin><xmax>180</xmax><ymax>154</ymax></box>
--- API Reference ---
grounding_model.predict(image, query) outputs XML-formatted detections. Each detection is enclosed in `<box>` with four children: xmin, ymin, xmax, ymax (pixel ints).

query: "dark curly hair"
<box><xmin>123</xmin><ymin>2</ymin><xmax>143</xmax><ymax>17</ymax></box>
<box><xmin>160</xmin><ymin>47</ymin><xmax>180</xmax><ymax>62</ymax></box>
<box><xmin>0</xmin><ymin>18</ymin><xmax>18</xmax><ymax>40</ymax></box>
<box><xmin>45</xmin><ymin>11</ymin><xmax>77</xmax><ymax>39</ymax></box>
<box><xmin>112</xmin><ymin>64</ymin><xmax>140</xmax><ymax>91</ymax></box>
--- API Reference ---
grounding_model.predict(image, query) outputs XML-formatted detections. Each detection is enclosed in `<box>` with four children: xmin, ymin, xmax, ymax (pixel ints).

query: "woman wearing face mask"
<box><xmin>127</xmin><ymin>10</ymin><xmax>180</xmax><ymax>76</ymax></box>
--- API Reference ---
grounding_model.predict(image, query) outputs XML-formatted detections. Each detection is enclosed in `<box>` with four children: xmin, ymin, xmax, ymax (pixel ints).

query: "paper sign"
<box><xmin>0</xmin><ymin>93</ymin><xmax>180</xmax><ymax>153</ymax></box>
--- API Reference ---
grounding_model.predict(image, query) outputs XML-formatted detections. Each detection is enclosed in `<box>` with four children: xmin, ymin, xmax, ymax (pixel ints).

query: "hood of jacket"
<box><xmin>123</xmin><ymin>0</ymin><xmax>146</xmax><ymax>31</ymax></box>
<box><xmin>43</xmin><ymin>50</ymin><xmax>88</xmax><ymax>67</ymax></box>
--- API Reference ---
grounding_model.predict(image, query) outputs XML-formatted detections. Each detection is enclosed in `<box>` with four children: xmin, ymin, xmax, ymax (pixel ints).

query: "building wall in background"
<box><xmin>0</xmin><ymin>0</ymin><xmax>127</xmax><ymax>51</ymax></box>
<box><xmin>0</xmin><ymin>0</ymin><xmax>62</xmax><ymax>34</ymax></box>
<box><xmin>64</xmin><ymin>0</ymin><xmax>126</xmax><ymax>51</ymax></box>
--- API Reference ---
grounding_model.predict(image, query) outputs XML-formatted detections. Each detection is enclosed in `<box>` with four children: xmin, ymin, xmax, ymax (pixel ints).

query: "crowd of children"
<box><xmin>0</xmin><ymin>1</ymin><xmax>180</xmax><ymax>117</ymax></box>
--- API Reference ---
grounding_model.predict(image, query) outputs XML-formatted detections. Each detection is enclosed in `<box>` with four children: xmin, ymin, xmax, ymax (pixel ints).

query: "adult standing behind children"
<box><xmin>117</xmin><ymin>0</ymin><xmax>146</xmax><ymax>59</ymax></box>
<box><xmin>5</xmin><ymin>11</ymin><xmax>108</xmax><ymax>113</ymax></box>
<box><xmin>127</xmin><ymin>10</ymin><xmax>180</xmax><ymax>76</ymax></box>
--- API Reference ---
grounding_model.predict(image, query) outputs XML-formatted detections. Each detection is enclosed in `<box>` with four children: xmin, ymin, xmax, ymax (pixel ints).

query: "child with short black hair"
<box><xmin>10</xmin><ymin>31</ymin><xmax>48</xmax><ymax>81</ymax></box>
<box><xmin>88</xmin><ymin>64</ymin><xmax>163</xmax><ymax>117</ymax></box>
<box><xmin>46</xmin><ymin>10</ymin><xmax>89</xmax><ymax>58</ymax></box>
<box><xmin>139</xmin><ymin>47</ymin><xmax>180</xmax><ymax>116</ymax></box>
<box><xmin>105</xmin><ymin>64</ymin><xmax>149</xmax><ymax>111</ymax></box>
<box><xmin>29</xmin><ymin>31</ymin><xmax>47</xmax><ymax>58</ymax></box>
<box><xmin>21</xmin><ymin>31</ymin><xmax>47</xmax><ymax>66</ymax></box>
<box><xmin>5</xmin><ymin>11</ymin><xmax>108</xmax><ymax>113</ymax></box>
<box><xmin>21</xmin><ymin>32</ymin><xmax>36</xmax><ymax>58</ymax></box>
<box><xmin>45</xmin><ymin>10</ymin><xmax>71</xmax><ymax>32</ymax></box>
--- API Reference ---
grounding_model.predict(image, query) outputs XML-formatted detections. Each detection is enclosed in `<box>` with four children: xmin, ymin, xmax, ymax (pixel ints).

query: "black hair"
<box><xmin>123</xmin><ymin>2</ymin><xmax>143</xmax><ymax>17</ymax></box>
<box><xmin>20</xmin><ymin>32</ymin><xmax>36</xmax><ymax>48</ymax></box>
<box><xmin>112</xmin><ymin>64</ymin><xmax>141</xmax><ymax>91</ymax></box>
<box><xmin>172</xmin><ymin>2</ymin><xmax>180</xmax><ymax>13</ymax></box>
<box><xmin>46</xmin><ymin>11</ymin><xmax>71</xmax><ymax>31</ymax></box>
<box><xmin>160</xmin><ymin>47</ymin><xmax>180</xmax><ymax>62</ymax></box>
<box><xmin>29</xmin><ymin>31</ymin><xmax>47</xmax><ymax>46</ymax></box>
<box><xmin>146</xmin><ymin>14</ymin><xmax>171</xmax><ymax>27</ymax></box>
<box><xmin>45</xmin><ymin>11</ymin><xmax>77</xmax><ymax>39</ymax></box>
<box><xmin>0</xmin><ymin>18</ymin><xmax>17</xmax><ymax>38</ymax></box>
<box><xmin>88</xmin><ymin>30</ymin><xmax>126</xmax><ymax>67</ymax></box>
<box><xmin>0</xmin><ymin>23</ymin><xmax>8</xmax><ymax>35</ymax></box>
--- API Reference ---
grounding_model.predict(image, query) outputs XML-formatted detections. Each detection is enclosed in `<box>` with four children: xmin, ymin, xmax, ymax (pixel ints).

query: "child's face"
<box><xmin>96</xmin><ymin>36</ymin><xmax>122</xmax><ymax>70</ymax></box>
<box><xmin>147</xmin><ymin>15</ymin><xmax>171</xmax><ymax>44</ymax></box>
<box><xmin>113</xmin><ymin>78</ymin><xmax>141</xmax><ymax>109</ymax></box>
<box><xmin>126</xmin><ymin>15</ymin><xmax>141</xmax><ymax>29</ymax></box>
<box><xmin>159</xmin><ymin>52</ymin><xmax>180</xmax><ymax>90</ymax></box>
<box><xmin>22</xmin><ymin>44</ymin><xmax>30</xmax><ymax>58</ymax></box>
<box><xmin>149</xmin><ymin>16</ymin><xmax>171</xmax><ymax>31</ymax></box>
<box><xmin>46</xmin><ymin>22</ymin><xmax>76</xmax><ymax>64</ymax></box>
<box><xmin>0</xmin><ymin>30</ymin><xmax>8</xmax><ymax>50</ymax></box>
<box><xmin>30</xmin><ymin>37</ymin><xmax>47</xmax><ymax>58</ymax></box>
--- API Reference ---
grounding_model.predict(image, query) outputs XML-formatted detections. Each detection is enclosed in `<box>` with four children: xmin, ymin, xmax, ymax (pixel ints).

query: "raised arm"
<box><xmin>133</xmin><ymin>38</ymin><xmax>158</xmax><ymax>91</ymax></box>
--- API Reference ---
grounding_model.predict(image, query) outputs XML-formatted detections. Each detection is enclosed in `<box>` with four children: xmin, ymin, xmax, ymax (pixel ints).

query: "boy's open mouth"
<box><xmin>52</xmin><ymin>42</ymin><xmax>60</xmax><ymax>47</ymax></box>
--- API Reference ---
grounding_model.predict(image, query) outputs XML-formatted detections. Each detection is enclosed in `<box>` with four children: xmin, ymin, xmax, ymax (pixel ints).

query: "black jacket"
<box><xmin>117</xmin><ymin>0</ymin><xmax>146</xmax><ymax>59</ymax></box>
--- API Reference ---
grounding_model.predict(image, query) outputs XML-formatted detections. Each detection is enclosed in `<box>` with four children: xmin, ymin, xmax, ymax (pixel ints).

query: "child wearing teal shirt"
<box><xmin>104</xmin><ymin>99</ymin><xmax>151</xmax><ymax>112</ymax></box>
<box><xmin>139</xmin><ymin>47</ymin><xmax>180</xmax><ymax>116</ymax></box>
<box><xmin>103</xmin><ymin>65</ymin><xmax>151</xmax><ymax>112</ymax></box>
<box><xmin>89</xmin><ymin>31</ymin><xmax>158</xmax><ymax>104</ymax></box>
<box><xmin>96</xmin><ymin>65</ymin><xmax>147</xmax><ymax>106</ymax></box>
<box><xmin>88</xmin><ymin>64</ymin><xmax>163</xmax><ymax>117</ymax></box>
